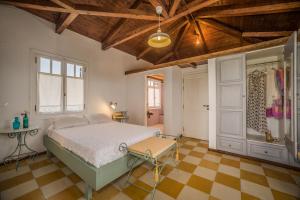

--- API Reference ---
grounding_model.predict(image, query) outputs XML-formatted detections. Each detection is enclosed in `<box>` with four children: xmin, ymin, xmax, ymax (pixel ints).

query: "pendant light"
<box><xmin>147</xmin><ymin>6</ymin><xmax>171</xmax><ymax>48</ymax></box>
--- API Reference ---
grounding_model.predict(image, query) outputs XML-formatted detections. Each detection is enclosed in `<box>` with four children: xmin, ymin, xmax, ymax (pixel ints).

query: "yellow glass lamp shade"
<box><xmin>148</xmin><ymin>28</ymin><xmax>171</xmax><ymax>48</ymax></box>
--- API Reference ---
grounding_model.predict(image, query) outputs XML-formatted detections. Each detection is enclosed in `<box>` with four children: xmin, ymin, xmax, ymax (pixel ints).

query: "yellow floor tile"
<box><xmin>94</xmin><ymin>184</ymin><xmax>119</xmax><ymax>200</ymax></box>
<box><xmin>0</xmin><ymin>172</ymin><xmax>33</xmax><ymax>191</ymax></box>
<box><xmin>15</xmin><ymin>189</ymin><xmax>45</xmax><ymax>200</ymax></box>
<box><xmin>241</xmin><ymin>192</ymin><xmax>260</xmax><ymax>200</ymax></box>
<box><xmin>123</xmin><ymin>180</ymin><xmax>152</xmax><ymax>200</ymax></box>
<box><xmin>48</xmin><ymin>185</ymin><xmax>83</xmax><ymax>200</ymax></box>
<box><xmin>181</xmin><ymin>144</ymin><xmax>194</xmax><ymax>150</ymax></box>
<box><xmin>36</xmin><ymin>170</ymin><xmax>65</xmax><ymax>187</ymax></box>
<box><xmin>199</xmin><ymin>159</ymin><xmax>219</xmax><ymax>171</ymax></box>
<box><xmin>157</xmin><ymin>177</ymin><xmax>184</xmax><ymax>198</ymax></box>
<box><xmin>264</xmin><ymin>168</ymin><xmax>296</xmax><ymax>184</ymax></box>
<box><xmin>215</xmin><ymin>172</ymin><xmax>240</xmax><ymax>190</ymax></box>
<box><xmin>161</xmin><ymin>164</ymin><xmax>173</xmax><ymax>176</ymax></box>
<box><xmin>240</xmin><ymin>170</ymin><xmax>269</xmax><ymax>187</ymax></box>
<box><xmin>177</xmin><ymin>161</ymin><xmax>197</xmax><ymax>173</ymax></box>
<box><xmin>198</xmin><ymin>143</ymin><xmax>209</xmax><ymax>148</ymax></box>
<box><xmin>29</xmin><ymin>160</ymin><xmax>52</xmax><ymax>170</ymax></box>
<box><xmin>187</xmin><ymin>175</ymin><xmax>213</xmax><ymax>194</ymax></box>
<box><xmin>68</xmin><ymin>173</ymin><xmax>82</xmax><ymax>184</ymax></box>
<box><xmin>220</xmin><ymin>158</ymin><xmax>240</xmax><ymax>168</ymax></box>
<box><xmin>132</xmin><ymin>166</ymin><xmax>148</xmax><ymax>178</ymax></box>
<box><xmin>272</xmin><ymin>189</ymin><xmax>299</xmax><ymax>200</ymax></box>
<box><xmin>189</xmin><ymin>151</ymin><xmax>205</xmax><ymax>158</ymax></box>
<box><xmin>0</xmin><ymin>160</ymin><xmax>28</xmax><ymax>173</ymax></box>
<box><xmin>240</xmin><ymin>158</ymin><xmax>261</xmax><ymax>166</ymax></box>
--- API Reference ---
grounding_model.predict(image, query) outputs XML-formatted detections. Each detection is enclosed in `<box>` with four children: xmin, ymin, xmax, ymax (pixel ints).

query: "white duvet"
<box><xmin>48</xmin><ymin>122</ymin><xmax>159</xmax><ymax>168</ymax></box>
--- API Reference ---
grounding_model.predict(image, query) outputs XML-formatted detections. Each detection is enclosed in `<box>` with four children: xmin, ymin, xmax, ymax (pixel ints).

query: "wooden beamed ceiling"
<box><xmin>1</xmin><ymin>0</ymin><xmax>300</xmax><ymax>74</ymax></box>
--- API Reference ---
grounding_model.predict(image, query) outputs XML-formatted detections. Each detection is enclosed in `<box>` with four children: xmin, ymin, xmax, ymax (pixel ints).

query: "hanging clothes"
<box><xmin>247</xmin><ymin>70</ymin><xmax>268</xmax><ymax>133</ymax></box>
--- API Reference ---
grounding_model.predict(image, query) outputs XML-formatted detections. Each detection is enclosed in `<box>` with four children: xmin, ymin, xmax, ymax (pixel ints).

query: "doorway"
<box><xmin>146</xmin><ymin>74</ymin><xmax>164</xmax><ymax>133</ymax></box>
<box><xmin>183</xmin><ymin>71</ymin><xmax>209</xmax><ymax>140</ymax></box>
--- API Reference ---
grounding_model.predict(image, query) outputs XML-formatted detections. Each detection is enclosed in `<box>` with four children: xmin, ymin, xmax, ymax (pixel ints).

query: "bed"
<box><xmin>44</xmin><ymin>116</ymin><xmax>160</xmax><ymax>200</ymax></box>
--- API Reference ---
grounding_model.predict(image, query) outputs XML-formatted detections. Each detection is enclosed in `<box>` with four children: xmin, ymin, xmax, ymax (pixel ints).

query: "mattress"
<box><xmin>48</xmin><ymin>122</ymin><xmax>159</xmax><ymax>168</ymax></box>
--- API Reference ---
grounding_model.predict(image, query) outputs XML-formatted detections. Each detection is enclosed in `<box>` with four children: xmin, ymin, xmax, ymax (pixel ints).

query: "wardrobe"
<box><xmin>215</xmin><ymin>31</ymin><xmax>300</xmax><ymax>166</ymax></box>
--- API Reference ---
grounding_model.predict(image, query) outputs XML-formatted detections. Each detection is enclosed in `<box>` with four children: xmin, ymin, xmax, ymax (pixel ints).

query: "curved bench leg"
<box><xmin>85</xmin><ymin>183</ymin><xmax>92</xmax><ymax>200</ymax></box>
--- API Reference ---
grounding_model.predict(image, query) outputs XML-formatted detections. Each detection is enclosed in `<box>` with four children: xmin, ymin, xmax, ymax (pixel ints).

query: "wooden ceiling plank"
<box><xmin>101</xmin><ymin>0</ymin><xmax>142</xmax><ymax>44</ymax></box>
<box><xmin>197</xmin><ymin>1</ymin><xmax>300</xmax><ymax>18</ymax></box>
<box><xmin>50</xmin><ymin>0</ymin><xmax>78</xmax><ymax>34</ymax></box>
<box><xmin>156</xmin><ymin>52</ymin><xmax>174</xmax><ymax>64</ymax></box>
<box><xmin>174</xmin><ymin>23</ymin><xmax>190</xmax><ymax>52</ymax></box>
<box><xmin>169</xmin><ymin>0</ymin><xmax>181</xmax><ymax>17</ymax></box>
<box><xmin>194</xmin><ymin>20</ymin><xmax>208</xmax><ymax>52</ymax></box>
<box><xmin>149</xmin><ymin>0</ymin><xmax>169</xmax><ymax>18</ymax></box>
<box><xmin>198</xmin><ymin>18</ymin><xmax>261</xmax><ymax>44</ymax></box>
<box><xmin>125</xmin><ymin>37</ymin><xmax>288</xmax><ymax>75</ymax></box>
<box><xmin>136</xmin><ymin>20</ymin><xmax>189</xmax><ymax>60</ymax></box>
<box><xmin>242</xmin><ymin>31</ymin><xmax>293</xmax><ymax>37</ymax></box>
<box><xmin>103</xmin><ymin>0</ymin><xmax>220</xmax><ymax>50</ymax></box>
<box><xmin>56</xmin><ymin>13</ymin><xmax>78</xmax><ymax>34</ymax></box>
<box><xmin>0</xmin><ymin>0</ymin><xmax>160</xmax><ymax>21</ymax></box>
<box><xmin>0</xmin><ymin>1</ymin><xmax>69</xmax><ymax>12</ymax></box>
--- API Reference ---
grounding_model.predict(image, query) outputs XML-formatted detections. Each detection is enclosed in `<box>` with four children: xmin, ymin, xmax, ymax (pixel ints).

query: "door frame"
<box><xmin>144</xmin><ymin>74</ymin><xmax>165</xmax><ymax>127</ymax></box>
<box><xmin>182</xmin><ymin>66</ymin><xmax>209</xmax><ymax>139</ymax></box>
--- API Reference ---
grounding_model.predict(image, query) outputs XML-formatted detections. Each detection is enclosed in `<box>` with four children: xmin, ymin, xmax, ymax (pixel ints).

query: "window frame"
<box><xmin>147</xmin><ymin>78</ymin><xmax>162</xmax><ymax>109</ymax></box>
<box><xmin>32</xmin><ymin>51</ymin><xmax>87</xmax><ymax>116</ymax></box>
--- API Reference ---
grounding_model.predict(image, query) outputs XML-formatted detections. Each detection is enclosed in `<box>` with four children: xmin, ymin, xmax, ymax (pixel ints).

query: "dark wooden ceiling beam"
<box><xmin>173</xmin><ymin>23</ymin><xmax>190</xmax><ymax>52</ymax></box>
<box><xmin>198</xmin><ymin>18</ymin><xmax>261</xmax><ymax>44</ymax></box>
<box><xmin>0</xmin><ymin>0</ymin><xmax>161</xmax><ymax>21</ymax></box>
<box><xmin>156</xmin><ymin>52</ymin><xmax>174</xmax><ymax>64</ymax></box>
<box><xmin>169</xmin><ymin>0</ymin><xmax>181</xmax><ymax>17</ymax></box>
<box><xmin>188</xmin><ymin>17</ymin><xmax>208</xmax><ymax>53</ymax></box>
<box><xmin>50</xmin><ymin>0</ymin><xmax>78</xmax><ymax>34</ymax></box>
<box><xmin>101</xmin><ymin>0</ymin><xmax>142</xmax><ymax>44</ymax></box>
<box><xmin>149</xmin><ymin>0</ymin><xmax>169</xmax><ymax>18</ymax></box>
<box><xmin>125</xmin><ymin>37</ymin><xmax>288</xmax><ymax>75</ymax></box>
<box><xmin>242</xmin><ymin>31</ymin><xmax>293</xmax><ymax>37</ymax></box>
<box><xmin>197</xmin><ymin>1</ymin><xmax>300</xmax><ymax>18</ymax></box>
<box><xmin>136</xmin><ymin>20</ymin><xmax>189</xmax><ymax>60</ymax></box>
<box><xmin>102</xmin><ymin>0</ymin><xmax>220</xmax><ymax>50</ymax></box>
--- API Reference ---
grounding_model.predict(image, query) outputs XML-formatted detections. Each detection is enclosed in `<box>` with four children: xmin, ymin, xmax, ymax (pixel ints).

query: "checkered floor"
<box><xmin>0</xmin><ymin>137</ymin><xmax>300</xmax><ymax>200</ymax></box>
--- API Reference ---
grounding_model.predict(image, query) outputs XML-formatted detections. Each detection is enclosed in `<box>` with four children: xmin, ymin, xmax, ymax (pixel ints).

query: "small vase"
<box><xmin>13</xmin><ymin>117</ymin><xmax>20</xmax><ymax>130</ymax></box>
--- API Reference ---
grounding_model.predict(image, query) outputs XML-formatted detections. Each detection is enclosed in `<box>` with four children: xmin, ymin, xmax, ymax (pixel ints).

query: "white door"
<box><xmin>183</xmin><ymin>73</ymin><xmax>209</xmax><ymax>140</ymax></box>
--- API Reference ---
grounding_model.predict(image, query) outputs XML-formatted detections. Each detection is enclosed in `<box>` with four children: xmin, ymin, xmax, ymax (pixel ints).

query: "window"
<box><xmin>36</xmin><ymin>55</ymin><xmax>85</xmax><ymax>114</ymax></box>
<box><xmin>148</xmin><ymin>78</ymin><xmax>161</xmax><ymax>108</ymax></box>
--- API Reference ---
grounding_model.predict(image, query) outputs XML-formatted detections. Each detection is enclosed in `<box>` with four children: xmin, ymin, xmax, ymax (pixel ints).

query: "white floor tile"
<box><xmin>218</xmin><ymin>164</ymin><xmax>240</xmax><ymax>178</ymax></box>
<box><xmin>0</xmin><ymin>166</ymin><xmax>30</xmax><ymax>182</ymax></box>
<box><xmin>194</xmin><ymin>166</ymin><xmax>216</xmax><ymax>181</ymax></box>
<box><xmin>0</xmin><ymin>180</ymin><xmax>38</xmax><ymax>200</ymax></box>
<box><xmin>177</xmin><ymin>185</ymin><xmax>209</xmax><ymax>200</ymax></box>
<box><xmin>222</xmin><ymin>154</ymin><xmax>240</xmax><ymax>161</ymax></box>
<box><xmin>267</xmin><ymin>177</ymin><xmax>300</xmax><ymax>197</ymax></box>
<box><xmin>185</xmin><ymin>141</ymin><xmax>198</xmax><ymax>146</ymax></box>
<box><xmin>183</xmin><ymin>155</ymin><xmax>201</xmax><ymax>165</ymax></box>
<box><xmin>145</xmin><ymin>190</ymin><xmax>175</xmax><ymax>200</ymax></box>
<box><xmin>203</xmin><ymin>154</ymin><xmax>221</xmax><ymax>163</ymax></box>
<box><xmin>40</xmin><ymin>177</ymin><xmax>73</xmax><ymax>198</ymax></box>
<box><xmin>179</xmin><ymin>148</ymin><xmax>190</xmax><ymax>155</ymax></box>
<box><xmin>32</xmin><ymin>164</ymin><xmax>58</xmax><ymax>178</ymax></box>
<box><xmin>261</xmin><ymin>163</ymin><xmax>289</xmax><ymax>174</ymax></box>
<box><xmin>240</xmin><ymin>162</ymin><xmax>264</xmax><ymax>175</ymax></box>
<box><xmin>167</xmin><ymin>168</ymin><xmax>191</xmax><ymax>184</ymax></box>
<box><xmin>61</xmin><ymin>167</ymin><xmax>72</xmax><ymax>176</ymax></box>
<box><xmin>193</xmin><ymin>147</ymin><xmax>207</xmax><ymax>154</ymax></box>
<box><xmin>211</xmin><ymin>182</ymin><xmax>241</xmax><ymax>200</ymax></box>
<box><xmin>241</xmin><ymin>179</ymin><xmax>274</xmax><ymax>200</ymax></box>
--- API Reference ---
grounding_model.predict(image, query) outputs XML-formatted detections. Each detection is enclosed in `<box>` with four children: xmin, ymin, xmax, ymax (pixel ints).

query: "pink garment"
<box><xmin>272</xmin><ymin>98</ymin><xmax>283</xmax><ymax>119</ymax></box>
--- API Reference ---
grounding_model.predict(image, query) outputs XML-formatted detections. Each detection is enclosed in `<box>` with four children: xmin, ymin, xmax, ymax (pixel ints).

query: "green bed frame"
<box><xmin>43</xmin><ymin>135</ymin><xmax>143</xmax><ymax>200</ymax></box>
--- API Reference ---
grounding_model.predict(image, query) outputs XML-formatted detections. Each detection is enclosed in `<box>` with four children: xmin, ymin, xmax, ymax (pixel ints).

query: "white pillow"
<box><xmin>52</xmin><ymin>116</ymin><xmax>89</xmax><ymax>129</ymax></box>
<box><xmin>85</xmin><ymin>113</ymin><xmax>112</xmax><ymax>124</ymax></box>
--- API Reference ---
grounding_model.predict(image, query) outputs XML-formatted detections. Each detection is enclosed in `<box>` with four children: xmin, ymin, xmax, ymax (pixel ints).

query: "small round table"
<box><xmin>0</xmin><ymin>126</ymin><xmax>39</xmax><ymax>170</ymax></box>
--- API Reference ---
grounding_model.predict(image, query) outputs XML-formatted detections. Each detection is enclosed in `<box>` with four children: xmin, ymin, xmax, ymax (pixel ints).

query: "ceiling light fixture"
<box><xmin>147</xmin><ymin>6</ymin><xmax>171</xmax><ymax>48</ymax></box>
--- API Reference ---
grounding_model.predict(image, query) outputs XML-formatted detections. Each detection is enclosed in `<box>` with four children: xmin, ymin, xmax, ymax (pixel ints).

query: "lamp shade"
<box><xmin>148</xmin><ymin>28</ymin><xmax>171</xmax><ymax>48</ymax></box>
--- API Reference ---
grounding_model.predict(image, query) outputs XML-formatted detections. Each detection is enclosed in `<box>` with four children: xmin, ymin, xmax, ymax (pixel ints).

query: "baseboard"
<box><xmin>0</xmin><ymin>151</ymin><xmax>47</xmax><ymax>166</ymax></box>
<box><xmin>209</xmin><ymin>148</ymin><xmax>300</xmax><ymax>171</ymax></box>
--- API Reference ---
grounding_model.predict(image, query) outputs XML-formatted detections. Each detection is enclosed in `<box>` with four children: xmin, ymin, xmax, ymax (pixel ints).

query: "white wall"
<box><xmin>126</xmin><ymin>67</ymin><xmax>183</xmax><ymax>136</ymax></box>
<box><xmin>0</xmin><ymin>5</ymin><xmax>150</xmax><ymax>160</ymax></box>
